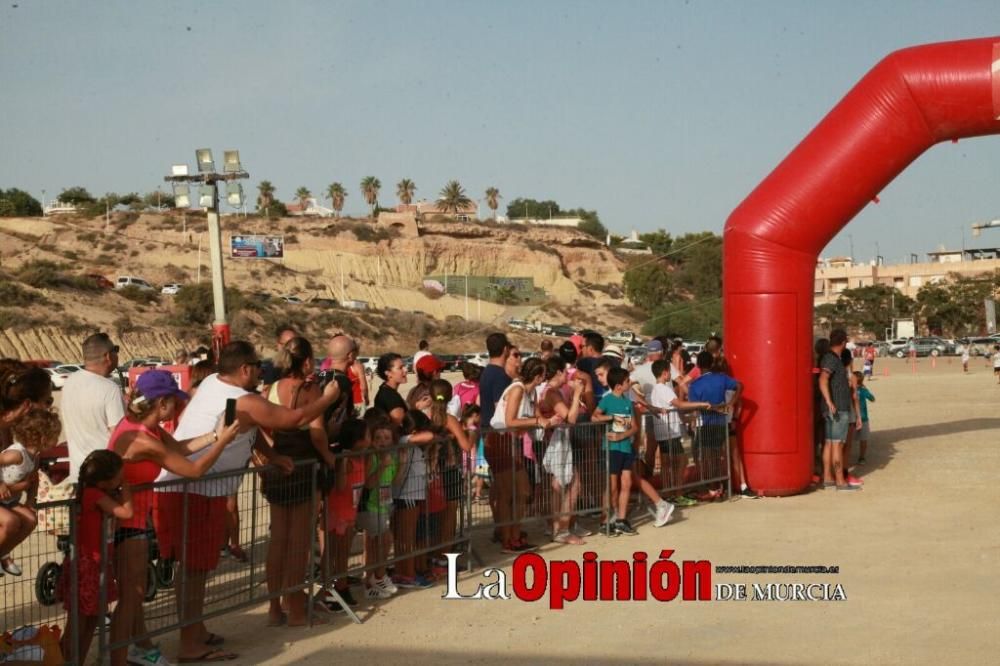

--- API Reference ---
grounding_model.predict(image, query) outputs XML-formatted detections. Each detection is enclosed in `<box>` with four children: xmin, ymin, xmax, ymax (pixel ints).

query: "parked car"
<box><xmin>357</xmin><ymin>356</ymin><xmax>379</xmax><ymax>377</ymax></box>
<box><xmin>161</xmin><ymin>283</ymin><xmax>182</xmax><ymax>295</ymax></box>
<box><xmin>312</xmin><ymin>298</ymin><xmax>338</xmax><ymax>307</ymax></box>
<box><xmin>115</xmin><ymin>275</ymin><xmax>154</xmax><ymax>291</ymax></box>
<box><xmin>437</xmin><ymin>354</ymin><xmax>465</xmax><ymax>372</ymax></box>
<box><xmin>886</xmin><ymin>339</ymin><xmax>911</xmax><ymax>356</ymax></box>
<box><xmin>683</xmin><ymin>341</ymin><xmax>705</xmax><ymax>354</ymax></box>
<box><xmin>85</xmin><ymin>274</ymin><xmax>114</xmax><ymax>289</ymax></box>
<box><xmin>960</xmin><ymin>337</ymin><xmax>997</xmax><ymax>356</ymax></box>
<box><xmin>507</xmin><ymin>318</ymin><xmax>528</xmax><ymax>331</ymax></box>
<box><xmin>542</xmin><ymin>324</ymin><xmax>576</xmax><ymax>337</ymax></box>
<box><xmin>464</xmin><ymin>352</ymin><xmax>487</xmax><ymax>367</ymax></box>
<box><xmin>54</xmin><ymin>364</ymin><xmax>84</xmax><ymax>374</ymax></box>
<box><xmin>607</xmin><ymin>330</ymin><xmax>642</xmax><ymax>345</ymax></box>
<box><xmin>899</xmin><ymin>337</ymin><xmax>952</xmax><ymax>358</ymax></box>
<box><xmin>44</xmin><ymin>367</ymin><xmax>73</xmax><ymax>390</ymax></box>
<box><xmin>280</xmin><ymin>295</ymin><xmax>303</xmax><ymax>304</ymax></box>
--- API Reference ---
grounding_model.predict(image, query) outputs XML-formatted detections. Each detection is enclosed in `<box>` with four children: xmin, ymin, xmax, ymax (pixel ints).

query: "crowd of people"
<box><xmin>0</xmin><ymin>326</ymin><xmax>749</xmax><ymax>664</ymax></box>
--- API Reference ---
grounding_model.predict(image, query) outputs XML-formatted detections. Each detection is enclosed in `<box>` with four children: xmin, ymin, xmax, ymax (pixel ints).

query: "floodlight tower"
<box><xmin>971</xmin><ymin>219</ymin><xmax>1000</xmax><ymax>236</ymax></box>
<box><xmin>165</xmin><ymin>149</ymin><xmax>249</xmax><ymax>356</ymax></box>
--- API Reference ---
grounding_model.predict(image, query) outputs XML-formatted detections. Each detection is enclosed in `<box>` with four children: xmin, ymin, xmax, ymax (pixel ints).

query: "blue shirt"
<box><xmin>688</xmin><ymin>372</ymin><xmax>739</xmax><ymax>426</ymax></box>
<box><xmin>857</xmin><ymin>386</ymin><xmax>874</xmax><ymax>422</ymax></box>
<box><xmin>597</xmin><ymin>392</ymin><xmax>634</xmax><ymax>453</ymax></box>
<box><xmin>479</xmin><ymin>364</ymin><xmax>511</xmax><ymax>429</ymax></box>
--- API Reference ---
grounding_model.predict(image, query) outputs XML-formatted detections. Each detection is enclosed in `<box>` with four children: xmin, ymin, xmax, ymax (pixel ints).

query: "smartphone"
<box><xmin>224</xmin><ymin>398</ymin><xmax>238</xmax><ymax>426</ymax></box>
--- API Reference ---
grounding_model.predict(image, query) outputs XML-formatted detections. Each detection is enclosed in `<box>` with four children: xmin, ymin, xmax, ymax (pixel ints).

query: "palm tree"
<box><xmin>437</xmin><ymin>180</ymin><xmax>473</xmax><ymax>216</ymax></box>
<box><xmin>360</xmin><ymin>176</ymin><xmax>381</xmax><ymax>218</ymax></box>
<box><xmin>326</xmin><ymin>182</ymin><xmax>347</xmax><ymax>219</ymax></box>
<box><xmin>295</xmin><ymin>187</ymin><xmax>312</xmax><ymax>213</ymax></box>
<box><xmin>484</xmin><ymin>187</ymin><xmax>501</xmax><ymax>220</ymax></box>
<box><xmin>396</xmin><ymin>178</ymin><xmax>416</xmax><ymax>206</ymax></box>
<box><xmin>257</xmin><ymin>180</ymin><xmax>276</xmax><ymax>213</ymax></box>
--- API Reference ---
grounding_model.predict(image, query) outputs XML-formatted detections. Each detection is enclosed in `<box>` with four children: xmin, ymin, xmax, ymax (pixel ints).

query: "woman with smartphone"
<box><xmin>107</xmin><ymin>370</ymin><xmax>239</xmax><ymax>666</ymax></box>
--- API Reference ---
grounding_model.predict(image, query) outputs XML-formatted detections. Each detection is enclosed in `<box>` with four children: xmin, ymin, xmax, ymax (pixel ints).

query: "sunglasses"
<box><xmin>511</xmin><ymin>352</ymin><xmax>522</xmax><ymax>359</ymax></box>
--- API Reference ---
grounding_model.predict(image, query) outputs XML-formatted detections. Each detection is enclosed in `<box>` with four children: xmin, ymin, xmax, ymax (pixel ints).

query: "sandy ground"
<box><xmin>13</xmin><ymin>356</ymin><xmax>998</xmax><ymax>664</ymax></box>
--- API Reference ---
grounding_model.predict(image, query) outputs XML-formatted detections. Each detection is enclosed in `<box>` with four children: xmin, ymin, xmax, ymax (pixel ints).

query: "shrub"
<box><xmin>118</xmin><ymin>285</ymin><xmax>159</xmax><ymax>305</ymax></box>
<box><xmin>16</xmin><ymin>259</ymin><xmax>66</xmax><ymax>288</ymax></box>
<box><xmin>77</xmin><ymin>231</ymin><xmax>98</xmax><ymax>243</ymax></box>
<box><xmin>0</xmin><ymin>280</ymin><xmax>42</xmax><ymax>306</ymax></box>
<box><xmin>112</xmin><ymin>315</ymin><xmax>136</xmax><ymax>335</ymax></box>
<box><xmin>0</xmin><ymin>309</ymin><xmax>43</xmax><ymax>330</ymax></box>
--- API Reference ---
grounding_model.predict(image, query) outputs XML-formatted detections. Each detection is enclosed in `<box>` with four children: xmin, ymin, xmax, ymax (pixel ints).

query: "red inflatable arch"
<box><xmin>723</xmin><ymin>37</ymin><xmax>1000</xmax><ymax>496</ymax></box>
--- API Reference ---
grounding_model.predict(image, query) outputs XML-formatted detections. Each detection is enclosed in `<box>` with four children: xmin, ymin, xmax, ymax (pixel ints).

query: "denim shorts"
<box><xmin>825</xmin><ymin>412</ymin><xmax>850</xmax><ymax>443</ymax></box>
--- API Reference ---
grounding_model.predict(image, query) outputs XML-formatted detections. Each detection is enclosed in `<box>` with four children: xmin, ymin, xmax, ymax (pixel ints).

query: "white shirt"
<box><xmin>650</xmin><ymin>383</ymin><xmax>684</xmax><ymax>440</ymax></box>
<box><xmin>413</xmin><ymin>350</ymin><xmax>431</xmax><ymax>366</ymax></box>
<box><xmin>630</xmin><ymin>362</ymin><xmax>657</xmax><ymax>403</ymax></box>
<box><xmin>61</xmin><ymin>369</ymin><xmax>125</xmax><ymax>483</ymax></box>
<box><xmin>156</xmin><ymin>374</ymin><xmax>256</xmax><ymax>497</ymax></box>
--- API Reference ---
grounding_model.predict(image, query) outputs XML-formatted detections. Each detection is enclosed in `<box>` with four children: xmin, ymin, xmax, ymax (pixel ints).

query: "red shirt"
<box><xmin>108</xmin><ymin>418</ymin><xmax>163</xmax><ymax>530</ymax></box>
<box><xmin>327</xmin><ymin>457</ymin><xmax>366</xmax><ymax>522</ymax></box>
<box><xmin>78</xmin><ymin>487</ymin><xmax>110</xmax><ymax>558</ymax></box>
<box><xmin>346</xmin><ymin>366</ymin><xmax>363</xmax><ymax>405</ymax></box>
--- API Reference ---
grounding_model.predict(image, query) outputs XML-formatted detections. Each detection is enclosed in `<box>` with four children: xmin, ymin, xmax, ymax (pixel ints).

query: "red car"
<box><xmin>86</xmin><ymin>273</ymin><xmax>114</xmax><ymax>289</ymax></box>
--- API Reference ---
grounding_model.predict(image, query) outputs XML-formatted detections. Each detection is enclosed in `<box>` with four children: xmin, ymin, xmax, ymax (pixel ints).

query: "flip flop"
<box><xmin>204</xmin><ymin>633</ymin><xmax>225</xmax><ymax>646</ymax></box>
<box><xmin>178</xmin><ymin>649</ymin><xmax>238</xmax><ymax>663</ymax></box>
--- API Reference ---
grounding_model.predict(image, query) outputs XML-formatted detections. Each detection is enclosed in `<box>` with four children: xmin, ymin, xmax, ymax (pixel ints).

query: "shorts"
<box><xmin>608</xmin><ymin>450</ymin><xmax>635</xmax><ymax>475</ymax></box>
<box><xmin>484</xmin><ymin>431</ymin><xmax>517</xmax><ymax>474</ymax></box>
<box><xmin>154</xmin><ymin>492</ymin><xmax>227</xmax><ymax>572</ymax></box>
<box><xmin>356</xmin><ymin>510</ymin><xmax>390</xmax><ymax>535</ymax></box>
<box><xmin>994</xmin><ymin>366</ymin><xmax>1000</xmax><ymax>375</ymax></box>
<box><xmin>657</xmin><ymin>438</ymin><xmax>685</xmax><ymax>457</ymax></box>
<box><xmin>858</xmin><ymin>421</ymin><xmax>871</xmax><ymax>440</ymax></box>
<box><xmin>694</xmin><ymin>423</ymin><xmax>728</xmax><ymax>449</ymax></box>
<box><xmin>824</xmin><ymin>412</ymin><xmax>850</xmax><ymax>443</ymax></box>
<box><xmin>261</xmin><ymin>463</ymin><xmax>316</xmax><ymax>506</ymax></box>
<box><xmin>113</xmin><ymin>527</ymin><xmax>147</xmax><ymax>545</ymax></box>
<box><xmin>393</xmin><ymin>498</ymin><xmax>420</xmax><ymax>510</ymax></box>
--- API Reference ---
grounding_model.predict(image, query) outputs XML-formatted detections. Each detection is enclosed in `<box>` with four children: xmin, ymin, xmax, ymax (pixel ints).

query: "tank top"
<box><xmin>1</xmin><ymin>442</ymin><xmax>37</xmax><ymax>505</ymax></box>
<box><xmin>109</xmin><ymin>418</ymin><xmax>163</xmax><ymax>529</ymax></box>
<box><xmin>267</xmin><ymin>380</ymin><xmax>319</xmax><ymax>460</ymax></box>
<box><xmin>157</xmin><ymin>374</ymin><xmax>256</xmax><ymax>497</ymax></box>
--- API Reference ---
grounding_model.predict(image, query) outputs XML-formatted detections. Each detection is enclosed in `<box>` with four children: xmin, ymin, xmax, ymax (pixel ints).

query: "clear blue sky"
<box><xmin>2</xmin><ymin>1</ymin><xmax>999</xmax><ymax>262</ymax></box>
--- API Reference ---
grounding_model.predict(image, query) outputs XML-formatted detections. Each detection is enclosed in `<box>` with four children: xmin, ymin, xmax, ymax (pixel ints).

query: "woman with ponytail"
<box><xmin>427</xmin><ymin>380</ymin><xmax>473</xmax><ymax>568</ymax></box>
<box><xmin>262</xmin><ymin>336</ymin><xmax>337</xmax><ymax>627</ymax></box>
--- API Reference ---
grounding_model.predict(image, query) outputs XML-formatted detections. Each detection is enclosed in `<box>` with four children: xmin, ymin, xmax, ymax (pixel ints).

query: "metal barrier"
<box><xmin>2</xmin><ymin>418</ymin><xmax>731</xmax><ymax>663</ymax></box>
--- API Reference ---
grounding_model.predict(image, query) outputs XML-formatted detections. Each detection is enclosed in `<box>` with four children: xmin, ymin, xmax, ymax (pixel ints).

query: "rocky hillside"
<box><xmin>0</xmin><ymin>213</ymin><xmax>640</xmax><ymax>361</ymax></box>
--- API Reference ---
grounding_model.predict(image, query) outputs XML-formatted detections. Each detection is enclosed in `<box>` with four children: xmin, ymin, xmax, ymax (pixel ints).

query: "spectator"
<box><xmin>489</xmin><ymin>357</ymin><xmax>546</xmax><ymax>553</ymax></box>
<box><xmin>629</xmin><ymin>339</ymin><xmax>666</xmax><ymax>479</ymax></box>
<box><xmin>61</xmin><ymin>333</ymin><xmax>125</xmax><ymax>483</ymax></box>
<box><xmin>576</xmin><ymin>333</ymin><xmax>606</xmax><ymax>400</ymax></box>
<box><xmin>259</xmin><ymin>324</ymin><xmax>299</xmax><ymax>394</ymax></box>
<box><xmin>0</xmin><ymin>408</ymin><xmax>60</xmax><ymax>577</ymax></box>
<box><xmin>602</xmin><ymin>344</ymin><xmax>625</xmax><ymax>369</ymax></box>
<box><xmin>261</xmin><ymin>337</ymin><xmax>340</xmax><ymax>628</ymax></box>
<box><xmin>174</xmin><ymin>349</ymin><xmax>189</xmax><ymax>366</ymax></box>
<box><xmin>479</xmin><ymin>333</ymin><xmax>512</xmax><ymax>428</ymax></box>
<box><xmin>0</xmin><ymin>361</ymin><xmax>52</xmax><ymax>450</ymax></box>
<box><xmin>413</xmin><ymin>339</ymin><xmax>431</xmax><ymax>367</ymax></box>
<box><xmin>688</xmin><ymin>351</ymin><xmax>746</xmax><ymax>498</ymax></box>
<box><xmin>189</xmin><ymin>359</ymin><xmax>216</xmax><ymax>396</ymax></box>
<box><xmin>358</xmin><ymin>417</ymin><xmax>399</xmax><ymax>600</ymax></box>
<box><xmin>853</xmin><ymin>371</ymin><xmax>875</xmax><ymax>465</ymax></box>
<box><xmin>321</xmin><ymin>418</ymin><xmax>368</xmax><ymax>612</ymax></box>
<box><xmin>374</xmin><ymin>354</ymin><xmax>409</xmax><ymax>427</ymax></box>
<box><xmin>557</xmin><ymin>341</ymin><xmax>595</xmax><ymax>415</ymax></box>
<box><xmin>818</xmin><ymin>330</ymin><xmax>858</xmax><ymax>491</ymax></box>
<box><xmin>59</xmin><ymin>450</ymin><xmax>133</xmax><ymax>665</ymax></box>
<box><xmin>427</xmin><ymin>380</ymin><xmax>473</xmax><ymax>570</ymax></box>
<box><xmin>648</xmin><ymin>359</ymin><xmax>706</xmax><ymax>507</ymax></box>
<box><xmin>348</xmin><ymin>340</ymin><xmax>370</xmax><ymax>413</ymax></box>
<box><xmin>539</xmin><ymin>339</ymin><xmax>554</xmax><ymax>361</ymax></box>
<box><xmin>108</xmin><ymin>370</ymin><xmax>239</xmax><ymax>666</ymax></box>
<box><xmin>155</xmin><ymin>341</ymin><xmax>343</xmax><ymax>661</ymax></box>
<box><xmin>537</xmin><ymin>357</ymin><xmax>587</xmax><ymax>544</ymax></box>
<box><xmin>993</xmin><ymin>344</ymin><xmax>1000</xmax><ymax>383</ymax></box>
<box><xmin>450</xmin><ymin>362</ymin><xmax>481</xmax><ymax>417</ymax></box>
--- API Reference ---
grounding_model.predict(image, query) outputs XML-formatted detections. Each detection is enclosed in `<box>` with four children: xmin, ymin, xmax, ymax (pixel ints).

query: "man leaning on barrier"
<box><xmin>154</xmin><ymin>341</ymin><xmax>344</xmax><ymax>663</ymax></box>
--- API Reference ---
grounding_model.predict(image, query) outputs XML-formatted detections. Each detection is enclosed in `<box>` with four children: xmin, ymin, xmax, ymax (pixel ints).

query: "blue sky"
<box><xmin>2</xmin><ymin>1</ymin><xmax>999</xmax><ymax>262</ymax></box>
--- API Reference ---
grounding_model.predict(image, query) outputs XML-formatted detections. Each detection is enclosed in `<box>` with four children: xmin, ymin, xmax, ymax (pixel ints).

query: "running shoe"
<box><xmin>846</xmin><ymin>474</ymin><xmax>864</xmax><ymax>487</ymax></box>
<box><xmin>598</xmin><ymin>522</ymin><xmax>620</xmax><ymax>537</ymax></box>
<box><xmin>1</xmin><ymin>558</ymin><xmax>21</xmax><ymax>576</ymax></box>
<box><xmin>374</xmin><ymin>575</ymin><xmax>398</xmax><ymax>595</ymax></box>
<box><xmin>323</xmin><ymin>588</ymin><xmax>358</xmax><ymax>611</ymax></box>
<box><xmin>571</xmin><ymin>524</ymin><xmax>593</xmax><ymax>538</ymax></box>
<box><xmin>127</xmin><ymin>645</ymin><xmax>172</xmax><ymax>666</ymax></box>
<box><xmin>653</xmin><ymin>502</ymin><xmax>675</xmax><ymax>528</ymax></box>
<box><xmin>366</xmin><ymin>584</ymin><xmax>392</xmax><ymax>600</ymax></box>
<box><xmin>669</xmin><ymin>495</ymin><xmax>697</xmax><ymax>507</ymax></box>
<box><xmin>614</xmin><ymin>519</ymin><xmax>638</xmax><ymax>536</ymax></box>
<box><xmin>740</xmin><ymin>487</ymin><xmax>761</xmax><ymax>499</ymax></box>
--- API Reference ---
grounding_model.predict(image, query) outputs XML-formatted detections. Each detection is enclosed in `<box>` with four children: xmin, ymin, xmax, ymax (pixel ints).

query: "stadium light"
<box><xmin>199</xmin><ymin>185</ymin><xmax>215</xmax><ymax>208</ymax></box>
<box><xmin>196</xmin><ymin>148</ymin><xmax>215</xmax><ymax>173</ymax></box>
<box><xmin>223</xmin><ymin>150</ymin><xmax>242</xmax><ymax>173</ymax></box>
<box><xmin>171</xmin><ymin>164</ymin><xmax>190</xmax><ymax>177</ymax></box>
<box><xmin>226</xmin><ymin>182</ymin><xmax>244</xmax><ymax>207</ymax></box>
<box><xmin>173</xmin><ymin>184</ymin><xmax>191</xmax><ymax>208</ymax></box>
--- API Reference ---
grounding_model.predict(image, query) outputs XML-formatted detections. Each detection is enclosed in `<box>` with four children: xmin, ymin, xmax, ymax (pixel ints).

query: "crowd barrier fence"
<box><xmin>2</xmin><ymin>411</ymin><xmax>731</xmax><ymax>663</ymax></box>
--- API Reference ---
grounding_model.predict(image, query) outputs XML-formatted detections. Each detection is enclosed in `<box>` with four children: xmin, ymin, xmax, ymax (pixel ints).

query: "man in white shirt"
<box><xmin>629</xmin><ymin>339</ymin><xmax>665</xmax><ymax>476</ymax></box>
<box><xmin>412</xmin><ymin>339</ymin><xmax>431</xmax><ymax>368</ymax></box>
<box><xmin>155</xmin><ymin>340</ymin><xmax>343</xmax><ymax>662</ymax></box>
<box><xmin>60</xmin><ymin>333</ymin><xmax>125</xmax><ymax>483</ymax></box>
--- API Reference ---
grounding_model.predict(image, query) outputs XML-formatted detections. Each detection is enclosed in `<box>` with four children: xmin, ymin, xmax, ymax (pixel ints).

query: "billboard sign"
<box><xmin>230</xmin><ymin>234</ymin><xmax>284</xmax><ymax>259</ymax></box>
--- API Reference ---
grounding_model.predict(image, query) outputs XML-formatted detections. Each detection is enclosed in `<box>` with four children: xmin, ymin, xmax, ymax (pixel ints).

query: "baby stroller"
<box><xmin>33</xmin><ymin>446</ymin><xmax>176</xmax><ymax>607</ymax></box>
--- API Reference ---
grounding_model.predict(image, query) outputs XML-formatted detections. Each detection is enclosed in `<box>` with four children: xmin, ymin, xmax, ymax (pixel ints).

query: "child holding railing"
<box><xmin>358</xmin><ymin>418</ymin><xmax>399</xmax><ymax>600</ymax></box>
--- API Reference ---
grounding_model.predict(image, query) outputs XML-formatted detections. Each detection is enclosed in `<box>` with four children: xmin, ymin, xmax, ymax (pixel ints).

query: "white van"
<box><xmin>115</xmin><ymin>276</ymin><xmax>154</xmax><ymax>291</ymax></box>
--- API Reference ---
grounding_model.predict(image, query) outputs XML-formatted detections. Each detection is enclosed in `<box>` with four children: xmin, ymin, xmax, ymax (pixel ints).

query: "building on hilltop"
<box><xmin>397</xmin><ymin>200</ymin><xmax>478</xmax><ymax>222</ymax></box>
<box><xmin>286</xmin><ymin>197</ymin><xmax>334</xmax><ymax>217</ymax></box>
<box><xmin>814</xmin><ymin>247</ymin><xmax>1000</xmax><ymax>305</ymax></box>
<box><xmin>507</xmin><ymin>217</ymin><xmax>583</xmax><ymax>229</ymax></box>
<box><xmin>614</xmin><ymin>230</ymin><xmax>652</xmax><ymax>255</ymax></box>
<box><xmin>376</xmin><ymin>211</ymin><xmax>420</xmax><ymax>238</ymax></box>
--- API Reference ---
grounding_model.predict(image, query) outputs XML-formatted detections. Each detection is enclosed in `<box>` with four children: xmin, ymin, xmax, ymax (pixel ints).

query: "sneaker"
<box><xmin>653</xmin><ymin>502</ymin><xmax>675</xmax><ymax>528</ymax></box>
<box><xmin>392</xmin><ymin>575</ymin><xmax>430</xmax><ymax>589</ymax></box>
<box><xmin>570</xmin><ymin>524</ymin><xmax>593</xmax><ymax>538</ymax></box>
<box><xmin>668</xmin><ymin>495</ymin><xmax>697</xmax><ymax>507</ymax></box>
<box><xmin>836</xmin><ymin>484</ymin><xmax>861</xmax><ymax>492</ymax></box>
<box><xmin>598</xmin><ymin>522</ymin><xmax>620</xmax><ymax>537</ymax></box>
<box><xmin>1</xmin><ymin>558</ymin><xmax>22</xmax><ymax>576</ymax></box>
<box><xmin>374</xmin><ymin>575</ymin><xmax>398</xmax><ymax>595</ymax></box>
<box><xmin>846</xmin><ymin>475</ymin><xmax>864</xmax><ymax>487</ymax></box>
<box><xmin>740</xmin><ymin>487</ymin><xmax>761</xmax><ymax>499</ymax></box>
<box><xmin>127</xmin><ymin>646</ymin><xmax>172</xmax><ymax>666</ymax></box>
<box><xmin>366</xmin><ymin>584</ymin><xmax>392</xmax><ymax>600</ymax></box>
<box><xmin>614</xmin><ymin>519</ymin><xmax>638</xmax><ymax>536</ymax></box>
<box><xmin>323</xmin><ymin>588</ymin><xmax>358</xmax><ymax>611</ymax></box>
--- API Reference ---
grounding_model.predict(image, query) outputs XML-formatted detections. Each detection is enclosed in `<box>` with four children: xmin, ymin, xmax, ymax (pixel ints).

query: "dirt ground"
<box><xmin>104</xmin><ymin>357</ymin><xmax>1000</xmax><ymax>663</ymax></box>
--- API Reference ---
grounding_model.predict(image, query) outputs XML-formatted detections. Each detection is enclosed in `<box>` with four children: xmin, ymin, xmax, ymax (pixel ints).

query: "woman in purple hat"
<box><xmin>107</xmin><ymin>370</ymin><xmax>241</xmax><ymax>666</ymax></box>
